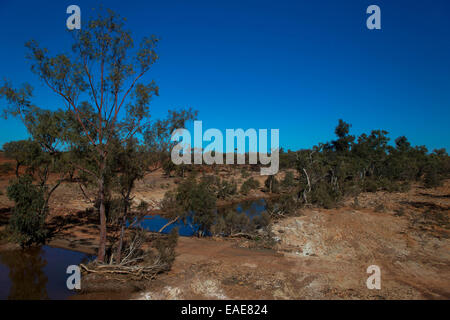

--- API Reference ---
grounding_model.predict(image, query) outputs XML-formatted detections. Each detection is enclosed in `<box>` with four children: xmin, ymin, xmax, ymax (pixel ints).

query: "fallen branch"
<box><xmin>159</xmin><ymin>216</ymin><xmax>179</xmax><ymax>233</ymax></box>
<box><xmin>80</xmin><ymin>260</ymin><xmax>166</xmax><ymax>280</ymax></box>
<box><xmin>228</xmin><ymin>232</ymin><xmax>258</xmax><ymax>239</ymax></box>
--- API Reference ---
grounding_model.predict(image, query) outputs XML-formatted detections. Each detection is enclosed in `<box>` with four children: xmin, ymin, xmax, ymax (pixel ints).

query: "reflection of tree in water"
<box><xmin>0</xmin><ymin>247</ymin><xmax>48</xmax><ymax>299</ymax></box>
<box><xmin>217</xmin><ymin>199</ymin><xmax>267</xmax><ymax>221</ymax></box>
<box><xmin>238</xmin><ymin>199</ymin><xmax>266</xmax><ymax>218</ymax></box>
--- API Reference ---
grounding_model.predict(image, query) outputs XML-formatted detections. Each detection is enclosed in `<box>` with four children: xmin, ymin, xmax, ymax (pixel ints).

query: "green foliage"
<box><xmin>424</xmin><ymin>167</ymin><xmax>441</xmax><ymax>188</ymax></box>
<box><xmin>195</xmin><ymin>175</ymin><xmax>237</xmax><ymax>199</ymax></box>
<box><xmin>2</xmin><ymin>140</ymin><xmax>41</xmax><ymax>177</ymax></box>
<box><xmin>240</xmin><ymin>167</ymin><xmax>251</xmax><ymax>178</ymax></box>
<box><xmin>308</xmin><ymin>182</ymin><xmax>340</xmax><ymax>209</ymax></box>
<box><xmin>279</xmin><ymin>148</ymin><xmax>298</xmax><ymax>169</ymax></box>
<box><xmin>161</xmin><ymin>177</ymin><xmax>217</xmax><ymax>236</ymax></box>
<box><xmin>422</xmin><ymin>149</ymin><xmax>449</xmax><ymax>188</ymax></box>
<box><xmin>212</xmin><ymin>208</ymin><xmax>270</xmax><ymax>237</ymax></box>
<box><xmin>103</xmin><ymin>197</ymin><xmax>125</xmax><ymax>224</ymax></box>
<box><xmin>6</xmin><ymin>175</ymin><xmax>48</xmax><ymax>247</ymax></box>
<box><xmin>265</xmin><ymin>193</ymin><xmax>299</xmax><ymax>218</ymax></box>
<box><xmin>281</xmin><ymin>171</ymin><xmax>295</xmax><ymax>189</ymax></box>
<box><xmin>0</xmin><ymin>8</ymin><xmax>197</xmax><ymax>263</ymax></box>
<box><xmin>112</xmin><ymin>138</ymin><xmax>148</xmax><ymax>198</ymax></box>
<box><xmin>162</xmin><ymin>175</ymin><xmax>241</xmax><ymax>235</ymax></box>
<box><xmin>152</xmin><ymin>228</ymin><xmax>179</xmax><ymax>269</ymax></box>
<box><xmin>216</xmin><ymin>178</ymin><xmax>238</xmax><ymax>199</ymax></box>
<box><xmin>240</xmin><ymin>177</ymin><xmax>260</xmax><ymax>195</ymax></box>
<box><xmin>162</xmin><ymin>159</ymin><xmax>176</xmax><ymax>177</ymax></box>
<box><xmin>0</xmin><ymin>108</ymin><xmax>73</xmax><ymax>248</ymax></box>
<box><xmin>14</xmin><ymin>9</ymin><xmax>163</xmax><ymax>261</ymax></box>
<box><xmin>264</xmin><ymin>175</ymin><xmax>280</xmax><ymax>193</ymax></box>
<box><xmin>144</xmin><ymin>108</ymin><xmax>197</xmax><ymax>174</ymax></box>
<box><xmin>294</xmin><ymin>119</ymin><xmax>449</xmax><ymax>208</ymax></box>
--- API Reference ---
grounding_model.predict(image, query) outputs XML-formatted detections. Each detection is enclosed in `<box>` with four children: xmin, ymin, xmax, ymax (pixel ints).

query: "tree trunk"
<box><xmin>268</xmin><ymin>176</ymin><xmax>273</xmax><ymax>193</ymax></box>
<box><xmin>15</xmin><ymin>162</ymin><xmax>20</xmax><ymax>178</ymax></box>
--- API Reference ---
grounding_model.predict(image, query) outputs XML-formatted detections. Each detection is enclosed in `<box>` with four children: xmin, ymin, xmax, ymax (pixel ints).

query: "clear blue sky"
<box><xmin>0</xmin><ymin>0</ymin><xmax>449</xmax><ymax>152</ymax></box>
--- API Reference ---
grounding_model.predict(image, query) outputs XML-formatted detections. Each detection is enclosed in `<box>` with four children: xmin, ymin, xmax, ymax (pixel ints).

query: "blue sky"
<box><xmin>0</xmin><ymin>0</ymin><xmax>449</xmax><ymax>151</ymax></box>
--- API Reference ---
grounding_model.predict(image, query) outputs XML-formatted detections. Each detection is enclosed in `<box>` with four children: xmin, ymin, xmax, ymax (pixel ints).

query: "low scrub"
<box><xmin>212</xmin><ymin>208</ymin><xmax>270</xmax><ymax>238</ymax></box>
<box><xmin>240</xmin><ymin>177</ymin><xmax>260</xmax><ymax>195</ymax></box>
<box><xmin>7</xmin><ymin>175</ymin><xmax>48</xmax><ymax>247</ymax></box>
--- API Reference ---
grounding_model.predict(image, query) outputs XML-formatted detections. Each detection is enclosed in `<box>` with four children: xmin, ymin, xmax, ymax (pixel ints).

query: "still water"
<box><xmin>0</xmin><ymin>199</ymin><xmax>267</xmax><ymax>299</ymax></box>
<box><xmin>139</xmin><ymin>199</ymin><xmax>267</xmax><ymax>236</ymax></box>
<box><xmin>0</xmin><ymin>246</ymin><xmax>92</xmax><ymax>300</ymax></box>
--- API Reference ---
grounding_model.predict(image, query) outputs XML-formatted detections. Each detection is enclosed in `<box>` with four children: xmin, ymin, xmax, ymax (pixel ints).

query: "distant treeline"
<box><xmin>276</xmin><ymin>120</ymin><xmax>450</xmax><ymax>208</ymax></box>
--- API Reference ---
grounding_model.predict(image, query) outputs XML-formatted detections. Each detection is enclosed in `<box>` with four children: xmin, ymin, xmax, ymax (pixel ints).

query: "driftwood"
<box><xmin>80</xmin><ymin>230</ymin><xmax>170</xmax><ymax>280</ymax></box>
<box><xmin>228</xmin><ymin>232</ymin><xmax>258</xmax><ymax>240</ymax></box>
<box><xmin>158</xmin><ymin>216</ymin><xmax>180</xmax><ymax>233</ymax></box>
<box><xmin>80</xmin><ymin>259</ymin><xmax>166</xmax><ymax>280</ymax></box>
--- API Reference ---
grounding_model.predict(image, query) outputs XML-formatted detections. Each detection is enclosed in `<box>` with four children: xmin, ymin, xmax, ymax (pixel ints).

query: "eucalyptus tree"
<box><xmin>109</xmin><ymin>137</ymin><xmax>148</xmax><ymax>263</ymax></box>
<box><xmin>144</xmin><ymin>108</ymin><xmax>197</xmax><ymax>174</ymax></box>
<box><xmin>0</xmin><ymin>91</ymin><xmax>72</xmax><ymax>246</ymax></box>
<box><xmin>3</xmin><ymin>140</ymin><xmax>41</xmax><ymax>177</ymax></box>
<box><xmin>2</xmin><ymin>10</ymin><xmax>160</xmax><ymax>262</ymax></box>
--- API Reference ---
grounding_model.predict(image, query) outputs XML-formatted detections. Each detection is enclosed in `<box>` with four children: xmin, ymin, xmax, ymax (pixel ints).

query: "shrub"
<box><xmin>240</xmin><ymin>168</ymin><xmax>250</xmax><ymax>178</ymax></box>
<box><xmin>309</xmin><ymin>182</ymin><xmax>340</xmax><ymax>209</ymax></box>
<box><xmin>162</xmin><ymin>177</ymin><xmax>217</xmax><ymax>236</ymax></box>
<box><xmin>216</xmin><ymin>179</ymin><xmax>237</xmax><ymax>199</ymax></box>
<box><xmin>211</xmin><ymin>208</ymin><xmax>270</xmax><ymax>237</ymax></box>
<box><xmin>152</xmin><ymin>228</ymin><xmax>179</xmax><ymax>269</ymax></box>
<box><xmin>423</xmin><ymin>165</ymin><xmax>444</xmax><ymax>188</ymax></box>
<box><xmin>281</xmin><ymin>171</ymin><xmax>295</xmax><ymax>189</ymax></box>
<box><xmin>6</xmin><ymin>175</ymin><xmax>48</xmax><ymax>247</ymax></box>
<box><xmin>293</xmin><ymin>120</ymin><xmax>450</xmax><ymax>209</ymax></box>
<box><xmin>240</xmin><ymin>177</ymin><xmax>260</xmax><ymax>195</ymax></box>
<box><xmin>199</xmin><ymin>175</ymin><xmax>237</xmax><ymax>199</ymax></box>
<box><xmin>362</xmin><ymin>179</ymin><xmax>378</xmax><ymax>193</ymax></box>
<box><xmin>266</xmin><ymin>193</ymin><xmax>299</xmax><ymax>217</ymax></box>
<box><xmin>264</xmin><ymin>176</ymin><xmax>280</xmax><ymax>193</ymax></box>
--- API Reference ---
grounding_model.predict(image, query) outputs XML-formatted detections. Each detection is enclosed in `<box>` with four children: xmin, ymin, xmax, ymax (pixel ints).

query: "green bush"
<box><xmin>265</xmin><ymin>193</ymin><xmax>299</xmax><ymax>217</ymax></box>
<box><xmin>6</xmin><ymin>175</ymin><xmax>48</xmax><ymax>247</ymax></box>
<box><xmin>240</xmin><ymin>177</ymin><xmax>260</xmax><ymax>195</ymax></box>
<box><xmin>362</xmin><ymin>179</ymin><xmax>379</xmax><ymax>193</ymax></box>
<box><xmin>423</xmin><ymin>165</ymin><xmax>444</xmax><ymax>188</ymax></box>
<box><xmin>162</xmin><ymin>177</ymin><xmax>217</xmax><ymax>236</ymax></box>
<box><xmin>293</xmin><ymin>120</ymin><xmax>450</xmax><ymax>208</ymax></box>
<box><xmin>199</xmin><ymin>175</ymin><xmax>237</xmax><ymax>199</ymax></box>
<box><xmin>211</xmin><ymin>208</ymin><xmax>270</xmax><ymax>237</ymax></box>
<box><xmin>240</xmin><ymin>168</ymin><xmax>251</xmax><ymax>178</ymax></box>
<box><xmin>281</xmin><ymin>171</ymin><xmax>295</xmax><ymax>189</ymax></box>
<box><xmin>264</xmin><ymin>176</ymin><xmax>280</xmax><ymax>193</ymax></box>
<box><xmin>152</xmin><ymin>228</ymin><xmax>179</xmax><ymax>269</ymax></box>
<box><xmin>216</xmin><ymin>179</ymin><xmax>237</xmax><ymax>199</ymax></box>
<box><xmin>309</xmin><ymin>182</ymin><xmax>340</xmax><ymax>209</ymax></box>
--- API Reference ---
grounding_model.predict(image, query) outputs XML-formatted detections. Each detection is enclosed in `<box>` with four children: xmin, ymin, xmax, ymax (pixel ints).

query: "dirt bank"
<box><xmin>131</xmin><ymin>182</ymin><xmax>450</xmax><ymax>300</ymax></box>
<box><xmin>1</xmin><ymin>157</ymin><xmax>449</xmax><ymax>299</ymax></box>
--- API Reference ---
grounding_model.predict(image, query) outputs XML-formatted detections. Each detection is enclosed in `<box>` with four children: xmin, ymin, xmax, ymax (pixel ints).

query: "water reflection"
<box><xmin>231</xmin><ymin>199</ymin><xmax>267</xmax><ymax>218</ymax></box>
<box><xmin>0</xmin><ymin>246</ymin><xmax>92</xmax><ymax>300</ymax></box>
<box><xmin>0</xmin><ymin>247</ymin><xmax>48</xmax><ymax>299</ymax></box>
<box><xmin>140</xmin><ymin>199</ymin><xmax>268</xmax><ymax>237</ymax></box>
